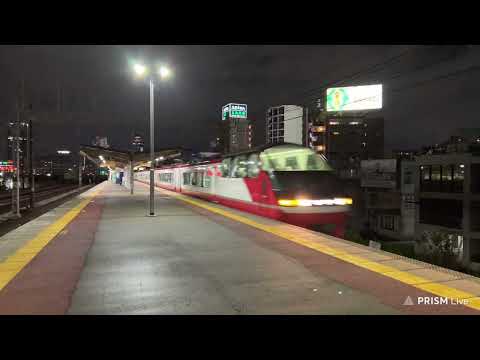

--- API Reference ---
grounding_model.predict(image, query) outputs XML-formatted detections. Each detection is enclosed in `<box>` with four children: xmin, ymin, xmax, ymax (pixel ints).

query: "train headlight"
<box><xmin>278</xmin><ymin>198</ymin><xmax>353</xmax><ymax>207</ymax></box>
<box><xmin>333</xmin><ymin>198</ymin><xmax>353</xmax><ymax>205</ymax></box>
<box><xmin>278</xmin><ymin>199</ymin><xmax>313</xmax><ymax>207</ymax></box>
<box><xmin>278</xmin><ymin>199</ymin><xmax>299</xmax><ymax>207</ymax></box>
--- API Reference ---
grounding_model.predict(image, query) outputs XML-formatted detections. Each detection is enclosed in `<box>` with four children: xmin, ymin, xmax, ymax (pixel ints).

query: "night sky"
<box><xmin>1</xmin><ymin>45</ymin><xmax>479</xmax><ymax>159</ymax></box>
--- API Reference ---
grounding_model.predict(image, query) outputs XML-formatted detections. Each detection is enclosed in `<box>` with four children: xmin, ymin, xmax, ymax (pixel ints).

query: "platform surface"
<box><xmin>0</xmin><ymin>181</ymin><xmax>479</xmax><ymax>315</ymax></box>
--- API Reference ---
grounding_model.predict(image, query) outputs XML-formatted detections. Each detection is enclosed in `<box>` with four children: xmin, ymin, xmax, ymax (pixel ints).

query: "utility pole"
<box><xmin>130</xmin><ymin>153</ymin><xmax>134</xmax><ymax>195</ymax></box>
<box><xmin>10</xmin><ymin>121</ymin><xmax>16</xmax><ymax>214</ymax></box>
<box><xmin>27</xmin><ymin>119</ymin><xmax>34</xmax><ymax>208</ymax></box>
<box><xmin>78</xmin><ymin>155</ymin><xmax>83</xmax><ymax>188</ymax></box>
<box><xmin>20</xmin><ymin>78</ymin><xmax>26</xmax><ymax>190</ymax></box>
<box><xmin>304</xmin><ymin>107</ymin><xmax>309</xmax><ymax>147</ymax></box>
<box><xmin>15</xmin><ymin>113</ymin><xmax>21</xmax><ymax>218</ymax></box>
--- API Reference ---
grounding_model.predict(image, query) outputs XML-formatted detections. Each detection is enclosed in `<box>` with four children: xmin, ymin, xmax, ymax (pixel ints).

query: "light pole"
<box><xmin>132</xmin><ymin>62</ymin><xmax>172</xmax><ymax>216</ymax></box>
<box><xmin>149</xmin><ymin>78</ymin><xmax>154</xmax><ymax>216</ymax></box>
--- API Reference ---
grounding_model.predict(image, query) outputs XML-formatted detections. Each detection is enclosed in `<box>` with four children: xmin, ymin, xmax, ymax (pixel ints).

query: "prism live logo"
<box><xmin>403</xmin><ymin>296</ymin><xmax>469</xmax><ymax>306</ymax></box>
<box><xmin>403</xmin><ymin>296</ymin><xmax>414</xmax><ymax>306</ymax></box>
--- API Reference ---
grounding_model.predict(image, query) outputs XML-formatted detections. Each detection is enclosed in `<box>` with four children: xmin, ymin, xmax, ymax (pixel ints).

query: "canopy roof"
<box><xmin>79</xmin><ymin>145</ymin><xmax>185</xmax><ymax>170</ymax></box>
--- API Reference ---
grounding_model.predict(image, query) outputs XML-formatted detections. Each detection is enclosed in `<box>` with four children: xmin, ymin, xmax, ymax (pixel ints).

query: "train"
<box><xmin>135</xmin><ymin>143</ymin><xmax>352</xmax><ymax>237</ymax></box>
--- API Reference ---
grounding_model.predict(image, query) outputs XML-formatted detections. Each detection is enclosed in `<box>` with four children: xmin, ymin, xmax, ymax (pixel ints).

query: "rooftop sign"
<box><xmin>222</xmin><ymin>103</ymin><xmax>247</xmax><ymax>120</ymax></box>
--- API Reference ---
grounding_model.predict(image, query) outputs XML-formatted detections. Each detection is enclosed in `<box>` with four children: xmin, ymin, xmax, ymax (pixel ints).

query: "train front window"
<box><xmin>285</xmin><ymin>157</ymin><xmax>299</xmax><ymax>170</ymax></box>
<box><xmin>247</xmin><ymin>153</ymin><xmax>261</xmax><ymax>178</ymax></box>
<box><xmin>260</xmin><ymin>145</ymin><xmax>332</xmax><ymax>172</ymax></box>
<box><xmin>231</xmin><ymin>155</ymin><xmax>248</xmax><ymax>178</ymax></box>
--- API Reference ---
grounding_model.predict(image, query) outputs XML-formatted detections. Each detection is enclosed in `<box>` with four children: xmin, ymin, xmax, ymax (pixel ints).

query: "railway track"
<box><xmin>0</xmin><ymin>184</ymin><xmax>80</xmax><ymax>212</ymax></box>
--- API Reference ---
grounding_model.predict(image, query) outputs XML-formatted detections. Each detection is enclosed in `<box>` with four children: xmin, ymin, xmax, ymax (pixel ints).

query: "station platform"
<box><xmin>0</xmin><ymin>180</ymin><xmax>480</xmax><ymax>314</ymax></box>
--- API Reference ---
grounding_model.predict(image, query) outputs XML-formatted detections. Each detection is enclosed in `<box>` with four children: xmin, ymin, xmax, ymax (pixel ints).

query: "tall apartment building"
<box><xmin>132</xmin><ymin>133</ymin><xmax>144</xmax><ymax>153</ymax></box>
<box><xmin>415</xmin><ymin>153</ymin><xmax>480</xmax><ymax>269</ymax></box>
<box><xmin>266</xmin><ymin>105</ymin><xmax>304</xmax><ymax>145</ymax></box>
<box><xmin>311</xmin><ymin>116</ymin><xmax>384</xmax><ymax>179</ymax></box>
<box><xmin>219</xmin><ymin>103</ymin><xmax>252</xmax><ymax>154</ymax></box>
<box><xmin>92</xmin><ymin>136</ymin><xmax>110</xmax><ymax>149</ymax></box>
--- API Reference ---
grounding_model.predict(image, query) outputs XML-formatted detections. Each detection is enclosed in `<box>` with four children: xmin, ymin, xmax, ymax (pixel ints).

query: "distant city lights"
<box><xmin>57</xmin><ymin>150</ymin><xmax>70</xmax><ymax>155</ymax></box>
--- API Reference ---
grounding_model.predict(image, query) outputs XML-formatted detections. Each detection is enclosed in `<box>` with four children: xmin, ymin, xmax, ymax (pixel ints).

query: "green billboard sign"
<box><xmin>222</xmin><ymin>103</ymin><xmax>247</xmax><ymax>121</ymax></box>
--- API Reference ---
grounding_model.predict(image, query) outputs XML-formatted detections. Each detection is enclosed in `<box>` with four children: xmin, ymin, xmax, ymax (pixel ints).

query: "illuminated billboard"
<box><xmin>222</xmin><ymin>103</ymin><xmax>247</xmax><ymax>120</ymax></box>
<box><xmin>326</xmin><ymin>84</ymin><xmax>382</xmax><ymax>112</ymax></box>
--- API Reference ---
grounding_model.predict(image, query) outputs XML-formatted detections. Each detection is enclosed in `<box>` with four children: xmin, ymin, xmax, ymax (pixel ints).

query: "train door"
<box><xmin>177</xmin><ymin>168</ymin><xmax>183</xmax><ymax>192</ymax></box>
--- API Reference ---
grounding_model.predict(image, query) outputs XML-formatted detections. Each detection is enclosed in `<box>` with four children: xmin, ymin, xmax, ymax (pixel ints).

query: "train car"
<box><xmin>135</xmin><ymin>143</ymin><xmax>352</xmax><ymax>237</ymax></box>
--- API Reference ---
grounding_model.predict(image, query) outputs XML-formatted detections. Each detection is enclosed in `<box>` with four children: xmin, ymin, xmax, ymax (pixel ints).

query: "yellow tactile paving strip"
<box><xmin>0</xmin><ymin>187</ymin><xmax>102</xmax><ymax>292</ymax></box>
<box><xmin>143</xmin><ymin>182</ymin><xmax>480</xmax><ymax>312</ymax></box>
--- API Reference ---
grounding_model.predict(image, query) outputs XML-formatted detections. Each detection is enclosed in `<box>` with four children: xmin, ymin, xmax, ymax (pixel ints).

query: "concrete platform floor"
<box><xmin>0</xmin><ymin>181</ymin><xmax>478</xmax><ymax>315</ymax></box>
<box><xmin>68</xmin><ymin>183</ymin><xmax>401</xmax><ymax>315</ymax></box>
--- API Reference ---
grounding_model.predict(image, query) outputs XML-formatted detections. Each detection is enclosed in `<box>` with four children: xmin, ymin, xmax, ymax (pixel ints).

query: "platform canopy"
<box><xmin>79</xmin><ymin>145</ymin><xmax>185</xmax><ymax>170</ymax></box>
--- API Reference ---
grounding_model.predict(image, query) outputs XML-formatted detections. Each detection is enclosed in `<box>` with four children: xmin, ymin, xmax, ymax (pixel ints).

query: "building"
<box><xmin>360</xmin><ymin>158</ymin><xmax>416</xmax><ymax>242</ymax></box>
<box><xmin>35</xmin><ymin>151</ymin><xmax>78</xmax><ymax>181</ymax></box>
<box><xmin>7</xmin><ymin>120</ymin><xmax>31</xmax><ymax>188</ymax></box>
<box><xmin>419</xmin><ymin>128</ymin><xmax>480</xmax><ymax>156</ymax></box>
<box><xmin>218</xmin><ymin>103</ymin><xmax>252</xmax><ymax>154</ymax></box>
<box><xmin>391</xmin><ymin>149</ymin><xmax>417</xmax><ymax>161</ymax></box>
<box><xmin>92</xmin><ymin>136</ymin><xmax>110</xmax><ymax>149</ymax></box>
<box><xmin>131</xmin><ymin>134</ymin><xmax>144</xmax><ymax>153</ymax></box>
<box><xmin>414</xmin><ymin>152</ymin><xmax>480</xmax><ymax>270</ymax></box>
<box><xmin>320</xmin><ymin>116</ymin><xmax>384</xmax><ymax>179</ymax></box>
<box><xmin>266</xmin><ymin>105</ymin><xmax>304</xmax><ymax>145</ymax></box>
<box><xmin>307</xmin><ymin>84</ymin><xmax>384</xmax><ymax>178</ymax></box>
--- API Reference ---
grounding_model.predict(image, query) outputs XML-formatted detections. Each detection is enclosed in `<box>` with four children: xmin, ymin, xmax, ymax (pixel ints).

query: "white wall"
<box><xmin>284</xmin><ymin>105</ymin><xmax>303</xmax><ymax>145</ymax></box>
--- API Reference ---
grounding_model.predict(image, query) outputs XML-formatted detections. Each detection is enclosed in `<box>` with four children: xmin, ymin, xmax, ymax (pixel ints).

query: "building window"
<box><xmin>273</xmin><ymin>108</ymin><xmax>278</xmax><ymax>116</ymax></box>
<box><xmin>279</xmin><ymin>107</ymin><xmax>284</xmax><ymax>114</ymax></box>
<box><xmin>471</xmin><ymin>202</ymin><xmax>480</xmax><ymax>232</ymax></box>
<box><xmin>403</xmin><ymin>169</ymin><xmax>413</xmax><ymax>185</ymax></box>
<box><xmin>278</xmin><ymin>116</ymin><xmax>284</xmax><ymax>122</ymax></box>
<box><xmin>471</xmin><ymin>164</ymin><xmax>480</xmax><ymax>194</ymax></box>
<box><xmin>380</xmin><ymin>215</ymin><xmax>395</xmax><ymax>231</ymax></box>
<box><xmin>420</xmin><ymin>164</ymin><xmax>464</xmax><ymax>193</ymax></box>
<box><xmin>453</xmin><ymin>164</ymin><xmax>464</xmax><ymax>193</ymax></box>
<box><xmin>420</xmin><ymin>165</ymin><xmax>430</xmax><ymax>192</ymax></box>
<box><xmin>441</xmin><ymin>165</ymin><xmax>453</xmax><ymax>192</ymax></box>
<box><xmin>431</xmin><ymin>165</ymin><xmax>441</xmax><ymax>192</ymax></box>
<box><xmin>419</xmin><ymin>198</ymin><xmax>463</xmax><ymax>229</ymax></box>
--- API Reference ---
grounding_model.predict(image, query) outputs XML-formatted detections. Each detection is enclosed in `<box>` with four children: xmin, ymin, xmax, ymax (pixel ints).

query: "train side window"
<box><xmin>204</xmin><ymin>171</ymin><xmax>211</xmax><ymax>188</ymax></box>
<box><xmin>183</xmin><ymin>172</ymin><xmax>191</xmax><ymax>185</ymax></box>
<box><xmin>247</xmin><ymin>153</ymin><xmax>261</xmax><ymax>178</ymax></box>
<box><xmin>220</xmin><ymin>158</ymin><xmax>231</xmax><ymax>177</ymax></box>
<box><xmin>197</xmin><ymin>171</ymin><xmax>204</xmax><ymax>187</ymax></box>
<box><xmin>191</xmin><ymin>172</ymin><xmax>198</xmax><ymax>186</ymax></box>
<box><xmin>231</xmin><ymin>155</ymin><xmax>248</xmax><ymax>178</ymax></box>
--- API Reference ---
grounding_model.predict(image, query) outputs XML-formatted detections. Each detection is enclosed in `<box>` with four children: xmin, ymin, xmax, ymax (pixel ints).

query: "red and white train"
<box><xmin>135</xmin><ymin>143</ymin><xmax>352</xmax><ymax>237</ymax></box>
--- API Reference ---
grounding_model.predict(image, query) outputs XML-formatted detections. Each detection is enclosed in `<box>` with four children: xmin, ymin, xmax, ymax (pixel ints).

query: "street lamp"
<box><xmin>132</xmin><ymin>61</ymin><xmax>172</xmax><ymax>216</ymax></box>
